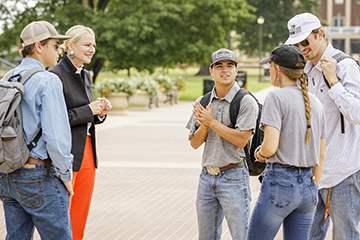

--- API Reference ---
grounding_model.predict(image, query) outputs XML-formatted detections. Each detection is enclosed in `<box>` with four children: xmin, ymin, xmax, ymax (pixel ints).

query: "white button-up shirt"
<box><xmin>305</xmin><ymin>43</ymin><xmax>360</xmax><ymax>189</ymax></box>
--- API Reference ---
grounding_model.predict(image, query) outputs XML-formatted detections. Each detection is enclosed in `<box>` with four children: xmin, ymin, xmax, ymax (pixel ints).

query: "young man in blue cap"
<box><xmin>186</xmin><ymin>48</ymin><xmax>258</xmax><ymax>240</ymax></box>
<box><xmin>286</xmin><ymin>12</ymin><xmax>360</xmax><ymax>240</ymax></box>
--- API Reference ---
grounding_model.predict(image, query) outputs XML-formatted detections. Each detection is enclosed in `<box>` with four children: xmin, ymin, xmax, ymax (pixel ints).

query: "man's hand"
<box><xmin>63</xmin><ymin>181</ymin><xmax>74</xmax><ymax>198</ymax></box>
<box><xmin>193</xmin><ymin>101</ymin><xmax>214</xmax><ymax>130</ymax></box>
<box><xmin>320</xmin><ymin>56</ymin><xmax>338</xmax><ymax>87</ymax></box>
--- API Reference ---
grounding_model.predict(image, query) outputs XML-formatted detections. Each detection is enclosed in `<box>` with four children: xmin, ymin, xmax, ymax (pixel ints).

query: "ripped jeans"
<box><xmin>247</xmin><ymin>163</ymin><xmax>318</xmax><ymax>240</ymax></box>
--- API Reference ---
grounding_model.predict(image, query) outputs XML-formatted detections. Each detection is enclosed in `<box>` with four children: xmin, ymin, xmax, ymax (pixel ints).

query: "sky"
<box><xmin>0</xmin><ymin>0</ymin><xmax>37</xmax><ymax>34</ymax></box>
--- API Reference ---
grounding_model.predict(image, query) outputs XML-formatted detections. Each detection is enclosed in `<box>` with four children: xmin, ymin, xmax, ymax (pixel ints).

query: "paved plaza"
<box><xmin>0</xmin><ymin>86</ymin><xmax>337</xmax><ymax>239</ymax></box>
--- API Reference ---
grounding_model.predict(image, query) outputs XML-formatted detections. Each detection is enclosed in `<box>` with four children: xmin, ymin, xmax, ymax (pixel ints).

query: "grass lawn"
<box><xmin>95</xmin><ymin>66</ymin><xmax>271</xmax><ymax>101</ymax></box>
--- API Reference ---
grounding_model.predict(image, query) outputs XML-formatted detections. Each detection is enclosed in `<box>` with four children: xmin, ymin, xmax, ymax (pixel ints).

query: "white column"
<box><xmin>345</xmin><ymin>0</ymin><xmax>351</xmax><ymax>26</ymax></box>
<box><xmin>327</xmin><ymin>0</ymin><xmax>333</xmax><ymax>25</ymax></box>
<box><xmin>345</xmin><ymin>0</ymin><xmax>352</xmax><ymax>53</ymax></box>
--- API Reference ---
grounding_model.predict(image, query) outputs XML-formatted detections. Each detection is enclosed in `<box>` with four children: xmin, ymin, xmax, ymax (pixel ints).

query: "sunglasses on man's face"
<box><xmin>293</xmin><ymin>39</ymin><xmax>310</xmax><ymax>48</ymax></box>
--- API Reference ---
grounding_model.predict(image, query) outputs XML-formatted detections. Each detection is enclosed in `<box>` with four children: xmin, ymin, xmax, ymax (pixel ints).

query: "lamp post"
<box><xmin>257</xmin><ymin>16</ymin><xmax>265</xmax><ymax>82</ymax></box>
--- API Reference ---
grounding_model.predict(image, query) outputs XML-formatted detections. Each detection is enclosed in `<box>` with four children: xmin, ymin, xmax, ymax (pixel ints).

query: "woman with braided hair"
<box><xmin>247</xmin><ymin>45</ymin><xmax>326</xmax><ymax>240</ymax></box>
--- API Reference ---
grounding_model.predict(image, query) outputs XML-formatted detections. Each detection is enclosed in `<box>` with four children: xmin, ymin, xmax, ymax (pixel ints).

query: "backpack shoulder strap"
<box><xmin>1</xmin><ymin>69</ymin><xmax>16</xmax><ymax>81</ymax></box>
<box><xmin>229</xmin><ymin>88</ymin><xmax>249</xmax><ymax>128</ymax></box>
<box><xmin>332</xmin><ymin>52</ymin><xmax>360</xmax><ymax>67</ymax></box>
<box><xmin>322</xmin><ymin>52</ymin><xmax>353</xmax><ymax>134</ymax></box>
<box><xmin>332</xmin><ymin>52</ymin><xmax>353</xmax><ymax>63</ymax></box>
<box><xmin>20</xmin><ymin>68</ymin><xmax>45</xmax><ymax>148</ymax></box>
<box><xmin>199</xmin><ymin>91</ymin><xmax>212</xmax><ymax>108</ymax></box>
<box><xmin>19</xmin><ymin>67</ymin><xmax>45</xmax><ymax>85</ymax></box>
<box><xmin>1</xmin><ymin>67</ymin><xmax>44</xmax><ymax>84</ymax></box>
<box><xmin>322</xmin><ymin>52</ymin><xmax>354</xmax><ymax>88</ymax></box>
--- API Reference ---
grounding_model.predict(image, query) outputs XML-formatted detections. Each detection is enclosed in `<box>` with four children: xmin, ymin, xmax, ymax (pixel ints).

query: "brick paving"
<box><xmin>0</xmin><ymin>86</ymin><xmax>336</xmax><ymax>239</ymax></box>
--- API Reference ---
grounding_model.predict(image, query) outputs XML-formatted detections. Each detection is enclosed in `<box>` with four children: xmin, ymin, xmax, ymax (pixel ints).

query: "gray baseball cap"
<box><xmin>210</xmin><ymin>48</ymin><xmax>237</xmax><ymax>67</ymax></box>
<box><xmin>20</xmin><ymin>21</ymin><xmax>70</xmax><ymax>47</ymax></box>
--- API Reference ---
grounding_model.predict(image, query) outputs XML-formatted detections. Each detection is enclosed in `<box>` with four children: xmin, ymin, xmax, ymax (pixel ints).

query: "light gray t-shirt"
<box><xmin>261</xmin><ymin>85</ymin><xmax>326</xmax><ymax>167</ymax></box>
<box><xmin>186</xmin><ymin>83</ymin><xmax>258</xmax><ymax>167</ymax></box>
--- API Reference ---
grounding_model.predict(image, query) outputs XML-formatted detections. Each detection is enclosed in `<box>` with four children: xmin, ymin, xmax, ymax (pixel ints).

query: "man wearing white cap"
<box><xmin>285</xmin><ymin>12</ymin><xmax>360</xmax><ymax>240</ymax></box>
<box><xmin>0</xmin><ymin>21</ymin><xmax>74</xmax><ymax>239</ymax></box>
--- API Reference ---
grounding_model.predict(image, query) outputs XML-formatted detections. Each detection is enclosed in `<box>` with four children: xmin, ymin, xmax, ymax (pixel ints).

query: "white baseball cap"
<box><xmin>284</xmin><ymin>13</ymin><xmax>321</xmax><ymax>45</ymax></box>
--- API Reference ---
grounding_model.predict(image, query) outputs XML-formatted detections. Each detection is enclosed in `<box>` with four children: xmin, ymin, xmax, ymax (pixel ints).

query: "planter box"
<box><xmin>129</xmin><ymin>89</ymin><xmax>150</xmax><ymax>111</ymax></box>
<box><xmin>106</xmin><ymin>92</ymin><xmax>129</xmax><ymax>115</ymax></box>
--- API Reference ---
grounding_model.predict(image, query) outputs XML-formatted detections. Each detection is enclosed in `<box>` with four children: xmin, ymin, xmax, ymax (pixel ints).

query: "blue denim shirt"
<box><xmin>13</xmin><ymin>58</ymin><xmax>73</xmax><ymax>182</ymax></box>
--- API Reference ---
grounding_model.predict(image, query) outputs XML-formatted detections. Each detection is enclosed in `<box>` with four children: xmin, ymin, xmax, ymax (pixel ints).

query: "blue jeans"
<box><xmin>0</xmin><ymin>165</ymin><xmax>72</xmax><ymax>240</ymax></box>
<box><xmin>197</xmin><ymin>165</ymin><xmax>251</xmax><ymax>240</ymax></box>
<box><xmin>247</xmin><ymin>163</ymin><xmax>318</xmax><ymax>240</ymax></box>
<box><xmin>309</xmin><ymin>169</ymin><xmax>360</xmax><ymax>240</ymax></box>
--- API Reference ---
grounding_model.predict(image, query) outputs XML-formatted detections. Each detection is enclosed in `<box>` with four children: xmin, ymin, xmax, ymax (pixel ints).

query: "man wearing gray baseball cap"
<box><xmin>286</xmin><ymin>13</ymin><xmax>360</xmax><ymax>240</ymax></box>
<box><xmin>186</xmin><ymin>48</ymin><xmax>258</xmax><ymax>239</ymax></box>
<box><xmin>0</xmin><ymin>21</ymin><xmax>74</xmax><ymax>239</ymax></box>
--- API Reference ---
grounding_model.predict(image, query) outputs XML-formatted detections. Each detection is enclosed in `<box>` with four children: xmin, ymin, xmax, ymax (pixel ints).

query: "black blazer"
<box><xmin>49</xmin><ymin>54</ymin><xmax>105</xmax><ymax>172</ymax></box>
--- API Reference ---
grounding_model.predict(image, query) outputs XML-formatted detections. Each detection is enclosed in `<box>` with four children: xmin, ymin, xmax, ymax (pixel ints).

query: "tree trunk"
<box><xmin>196</xmin><ymin>64</ymin><xmax>210</xmax><ymax>76</ymax></box>
<box><xmin>88</xmin><ymin>58</ymin><xmax>104</xmax><ymax>83</ymax></box>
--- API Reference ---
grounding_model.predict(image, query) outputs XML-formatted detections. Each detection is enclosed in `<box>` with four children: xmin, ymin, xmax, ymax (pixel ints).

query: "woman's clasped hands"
<box><xmin>89</xmin><ymin>97</ymin><xmax>112</xmax><ymax>117</ymax></box>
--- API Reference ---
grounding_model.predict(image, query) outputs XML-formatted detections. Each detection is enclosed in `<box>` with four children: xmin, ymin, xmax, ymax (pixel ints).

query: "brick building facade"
<box><xmin>319</xmin><ymin>0</ymin><xmax>360</xmax><ymax>59</ymax></box>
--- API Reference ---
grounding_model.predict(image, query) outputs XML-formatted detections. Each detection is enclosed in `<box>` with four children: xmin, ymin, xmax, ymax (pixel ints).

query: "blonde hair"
<box><xmin>59</xmin><ymin>25</ymin><xmax>95</xmax><ymax>53</ymax></box>
<box><xmin>278</xmin><ymin>63</ymin><xmax>312</xmax><ymax>144</ymax></box>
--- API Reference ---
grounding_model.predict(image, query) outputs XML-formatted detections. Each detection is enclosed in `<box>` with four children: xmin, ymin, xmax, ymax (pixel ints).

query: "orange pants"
<box><xmin>70</xmin><ymin>136</ymin><xmax>96</xmax><ymax>240</ymax></box>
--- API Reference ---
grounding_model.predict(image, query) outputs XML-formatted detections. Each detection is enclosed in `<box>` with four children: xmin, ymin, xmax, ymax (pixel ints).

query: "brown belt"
<box><xmin>324</xmin><ymin>187</ymin><xmax>332</xmax><ymax>221</ymax></box>
<box><xmin>206</xmin><ymin>161</ymin><xmax>246</xmax><ymax>175</ymax></box>
<box><xmin>22</xmin><ymin>157</ymin><xmax>48</xmax><ymax>168</ymax></box>
<box><xmin>220</xmin><ymin>161</ymin><xmax>246</xmax><ymax>171</ymax></box>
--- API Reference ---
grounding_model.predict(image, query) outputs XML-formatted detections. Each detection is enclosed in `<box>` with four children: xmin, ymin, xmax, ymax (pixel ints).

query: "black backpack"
<box><xmin>192</xmin><ymin>88</ymin><xmax>265</xmax><ymax>176</ymax></box>
<box><xmin>322</xmin><ymin>52</ymin><xmax>360</xmax><ymax>134</ymax></box>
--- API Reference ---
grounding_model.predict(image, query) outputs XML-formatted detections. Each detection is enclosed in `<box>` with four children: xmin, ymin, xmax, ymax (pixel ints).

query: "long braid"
<box><xmin>278</xmin><ymin>65</ymin><xmax>312</xmax><ymax>144</ymax></box>
<box><xmin>300</xmin><ymin>72</ymin><xmax>312</xmax><ymax>143</ymax></box>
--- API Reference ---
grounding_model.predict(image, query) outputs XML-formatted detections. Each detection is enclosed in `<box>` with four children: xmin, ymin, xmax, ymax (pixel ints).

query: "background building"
<box><xmin>320</xmin><ymin>0</ymin><xmax>360</xmax><ymax>60</ymax></box>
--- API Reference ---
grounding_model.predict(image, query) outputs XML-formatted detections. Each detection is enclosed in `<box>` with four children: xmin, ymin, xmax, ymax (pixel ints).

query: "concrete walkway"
<box><xmin>0</xmin><ymin>86</ymin><xmax>336</xmax><ymax>239</ymax></box>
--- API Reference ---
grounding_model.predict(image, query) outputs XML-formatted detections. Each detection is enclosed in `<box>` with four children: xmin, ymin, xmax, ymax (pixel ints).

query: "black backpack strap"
<box><xmin>46</xmin><ymin>155</ymin><xmax>52</xmax><ymax>181</ymax></box>
<box><xmin>322</xmin><ymin>52</ymin><xmax>353</xmax><ymax>134</ymax></box>
<box><xmin>27</xmin><ymin>129</ymin><xmax>43</xmax><ymax>151</ymax></box>
<box><xmin>227</xmin><ymin>88</ymin><xmax>252</xmax><ymax>168</ymax></box>
<box><xmin>229</xmin><ymin>88</ymin><xmax>248</xmax><ymax>128</ymax></box>
<box><xmin>229</xmin><ymin>89</ymin><xmax>261</xmax><ymax>171</ymax></box>
<box><xmin>199</xmin><ymin>91</ymin><xmax>212</xmax><ymax>108</ymax></box>
<box><xmin>188</xmin><ymin>92</ymin><xmax>212</xmax><ymax>140</ymax></box>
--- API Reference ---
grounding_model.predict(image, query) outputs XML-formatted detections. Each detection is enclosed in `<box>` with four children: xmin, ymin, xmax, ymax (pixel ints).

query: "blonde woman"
<box><xmin>247</xmin><ymin>45</ymin><xmax>326</xmax><ymax>240</ymax></box>
<box><xmin>49</xmin><ymin>25</ymin><xmax>111</xmax><ymax>240</ymax></box>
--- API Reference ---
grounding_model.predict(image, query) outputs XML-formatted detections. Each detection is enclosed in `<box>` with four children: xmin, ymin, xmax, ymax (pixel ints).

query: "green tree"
<box><xmin>236</xmin><ymin>0</ymin><xmax>320</xmax><ymax>55</ymax></box>
<box><xmin>0</xmin><ymin>0</ymin><xmax>110</xmax><ymax>80</ymax></box>
<box><xmin>0</xmin><ymin>0</ymin><xmax>254</xmax><ymax>80</ymax></box>
<box><xmin>97</xmin><ymin>0</ymin><xmax>255</xmax><ymax>76</ymax></box>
